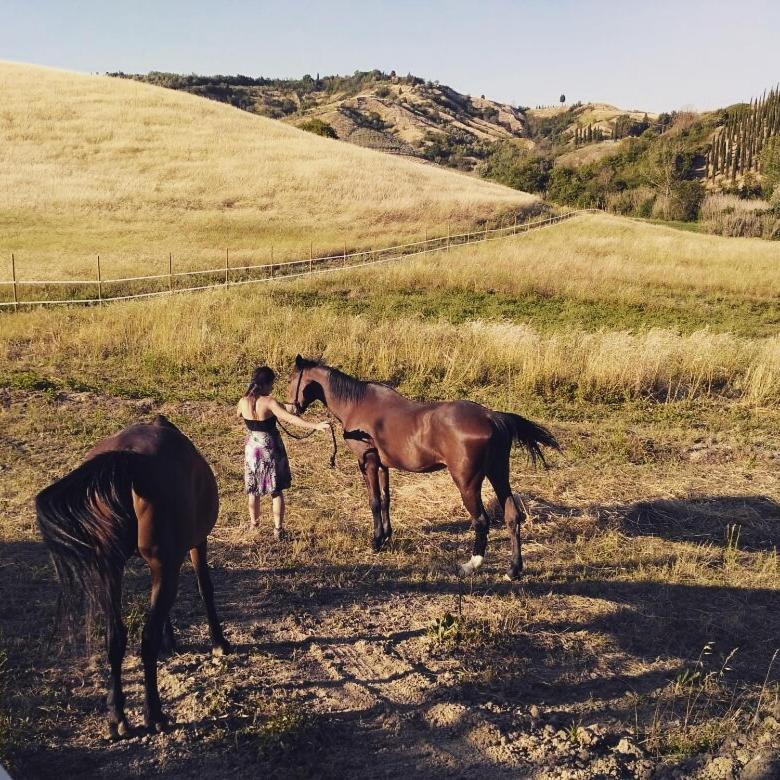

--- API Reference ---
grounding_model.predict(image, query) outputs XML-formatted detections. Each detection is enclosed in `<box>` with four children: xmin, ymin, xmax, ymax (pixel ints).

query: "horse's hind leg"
<box><xmin>487</xmin><ymin>458</ymin><xmax>526</xmax><ymax>580</ymax></box>
<box><xmin>378</xmin><ymin>466</ymin><xmax>392</xmax><ymax>543</ymax></box>
<box><xmin>105</xmin><ymin>570</ymin><xmax>131</xmax><ymax>739</ymax></box>
<box><xmin>454</xmin><ymin>471</ymin><xmax>489</xmax><ymax>576</ymax></box>
<box><xmin>190</xmin><ymin>541</ymin><xmax>230</xmax><ymax>655</ymax></box>
<box><xmin>140</xmin><ymin>553</ymin><xmax>182</xmax><ymax>731</ymax></box>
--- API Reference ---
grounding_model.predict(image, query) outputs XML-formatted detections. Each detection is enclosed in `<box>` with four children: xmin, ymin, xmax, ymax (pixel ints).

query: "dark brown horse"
<box><xmin>288</xmin><ymin>356</ymin><xmax>559</xmax><ymax>579</ymax></box>
<box><xmin>36</xmin><ymin>415</ymin><xmax>230</xmax><ymax>738</ymax></box>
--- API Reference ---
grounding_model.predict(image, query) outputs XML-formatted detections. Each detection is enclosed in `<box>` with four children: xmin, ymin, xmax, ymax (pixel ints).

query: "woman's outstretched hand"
<box><xmin>317</xmin><ymin>421</ymin><xmax>332</xmax><ymax>431</ymax></box>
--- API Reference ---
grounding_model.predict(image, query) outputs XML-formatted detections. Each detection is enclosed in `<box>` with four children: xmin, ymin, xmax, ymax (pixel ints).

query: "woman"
<box><xmin>237</xmin><ymin>366</ymin><xmax>330</xmax><ymax>538</ymax></box>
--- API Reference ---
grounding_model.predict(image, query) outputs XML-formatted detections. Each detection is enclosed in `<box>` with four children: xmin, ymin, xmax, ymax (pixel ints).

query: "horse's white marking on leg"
<box><xmin>459</xmin><ymin>555</ymin><xmax>484</xmax><ymax>576</ymax></box>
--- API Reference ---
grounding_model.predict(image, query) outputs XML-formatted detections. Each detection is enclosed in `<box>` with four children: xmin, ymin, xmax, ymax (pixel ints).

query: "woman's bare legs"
<box><xmin>272</xmin><ymin>491</ymin><xmax>286</xmax><ymax>540</ymax></box>
<box><xmin>247</xmin><ymin>495</ymin><xmax>261</xmax><ymax>528</ymax></box>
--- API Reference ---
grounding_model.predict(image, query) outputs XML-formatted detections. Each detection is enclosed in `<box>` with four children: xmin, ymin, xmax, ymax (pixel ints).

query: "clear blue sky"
<box><xmin>3</xmin><ymin>0</ymin><xmax>778</xmax><ymax>112</ymax></box>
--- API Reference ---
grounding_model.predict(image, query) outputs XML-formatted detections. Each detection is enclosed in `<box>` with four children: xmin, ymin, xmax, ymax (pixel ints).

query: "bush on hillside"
<box><xmin>482</xmin><ymin>142</ymin><xmax>552</xmax><ymax>193</ymax></box>
<box><xmin>298</xmin><ymin>119</ymin><xmax>338</xmax><ymax>139</ymax></box>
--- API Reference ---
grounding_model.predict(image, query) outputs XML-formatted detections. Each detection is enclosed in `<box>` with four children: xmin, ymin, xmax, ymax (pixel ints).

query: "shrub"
<box><xmin>297</xmin><ymin>119</ymin><xmax>338</xmax><ymax>139</ymax></box>
<box><xmin>699</xmin><ymin>194</ymin><xmax>777</xmax><ymax>238</ymax></box>
<box><xmin>482</xmin><ymin>142</ymin><xmax>552</xmax><ymax>193</ymax></box>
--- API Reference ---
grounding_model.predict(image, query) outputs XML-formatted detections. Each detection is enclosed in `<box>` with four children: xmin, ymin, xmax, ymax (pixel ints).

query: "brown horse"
<box><xmin>36</xmin><ymin>415</ymin><xmax>230</xmax><ymax>738</ymax></box>
<box><xmin>288</xmin><ymin>356</ymin><xmax>559</xmax><ymax>579</ymax></box>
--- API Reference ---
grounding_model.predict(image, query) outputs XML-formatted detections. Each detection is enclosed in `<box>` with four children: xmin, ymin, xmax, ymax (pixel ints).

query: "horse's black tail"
<box><xmin>36</xmin><ymin>451</ymin><xmax>140</xmax><ymax>639</ymax></box>
<box><xmin>489</xmin><ymin>411</ymin><xmax>560</xmax><ymax>468</ymax></box>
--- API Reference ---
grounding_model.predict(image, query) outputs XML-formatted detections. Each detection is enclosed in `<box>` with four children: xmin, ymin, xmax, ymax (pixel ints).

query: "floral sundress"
<box><xmin>243</xmin><ymin>422</ymin><xmax>292</xmax><ymax>496</ymax></box>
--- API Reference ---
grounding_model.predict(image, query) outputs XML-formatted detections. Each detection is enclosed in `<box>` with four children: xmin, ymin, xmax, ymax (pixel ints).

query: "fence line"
<box><xmin>1</xmin><ymin>210</ymin><xmax>597</xmax><ymax>308</ymax></box>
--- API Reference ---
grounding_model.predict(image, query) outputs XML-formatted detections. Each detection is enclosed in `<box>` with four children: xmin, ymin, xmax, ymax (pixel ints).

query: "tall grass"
<box><xmin>290</xmin><ymin>213</ymin><xmax>780</xmax><ymax>303</ymax></box>
<box><xmin>2</xmin><ymin>287</ymin><xmax>778</xmax><ymax>406</ymax></box>
<box><xmin>699</xmin><ymin>194</ymin><xmax>780</xmax><ymax>240</ymax></box>
<box><xmin>0</xmin><ymin>61</ymin><xmax>536</xmax><ymax>281</ymax></box>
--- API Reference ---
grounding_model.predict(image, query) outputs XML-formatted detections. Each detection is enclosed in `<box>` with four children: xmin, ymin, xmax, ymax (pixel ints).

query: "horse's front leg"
<box><xmin>359</xmin><ymin>449</ymin><xmax>385</xmax><ymax>552</ymax></box>
<box><xmin>378</xmin><ymin>465</ymin><xmax>392</xmax><ymax>544</ymax></box>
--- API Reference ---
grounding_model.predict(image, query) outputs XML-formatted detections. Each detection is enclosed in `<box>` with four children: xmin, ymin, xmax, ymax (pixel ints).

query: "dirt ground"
<box><xmin>1</xmin><ymin>390</ymin><xmax>778</xmax><ymax>779</ymax></box>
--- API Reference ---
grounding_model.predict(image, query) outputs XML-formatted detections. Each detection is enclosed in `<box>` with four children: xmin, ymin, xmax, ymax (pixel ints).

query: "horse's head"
<box><xmin>287</xmin><ymin>354</ymin><xmax>324</xmax><ymax>414</ymax></box>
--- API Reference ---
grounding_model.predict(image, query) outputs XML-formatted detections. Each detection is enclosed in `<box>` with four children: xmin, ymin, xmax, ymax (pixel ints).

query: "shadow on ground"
<box><xmin>2</xmin><ymin>491</ymin><xmax>778</xmax><ymax>778</ymax></box>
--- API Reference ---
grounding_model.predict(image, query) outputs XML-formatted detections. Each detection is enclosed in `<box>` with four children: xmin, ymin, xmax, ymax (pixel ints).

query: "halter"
<box><xmin>293</xmin><ymin>366</ymin><xmax>305</xmax><ymax>415</ymax></box>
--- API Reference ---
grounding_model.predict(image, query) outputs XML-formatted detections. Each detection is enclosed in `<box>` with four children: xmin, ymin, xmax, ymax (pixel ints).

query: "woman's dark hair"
<box><xmin>246</xmin><ymin>366</ymin><xmax>275</xmax><ymax>396</ymax></box>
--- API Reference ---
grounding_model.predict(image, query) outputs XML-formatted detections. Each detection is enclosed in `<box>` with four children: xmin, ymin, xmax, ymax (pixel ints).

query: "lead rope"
<box><xmin>277</xmin><ymin>418</ymin><xmax>337</xmax><ymax>469</ymax></box>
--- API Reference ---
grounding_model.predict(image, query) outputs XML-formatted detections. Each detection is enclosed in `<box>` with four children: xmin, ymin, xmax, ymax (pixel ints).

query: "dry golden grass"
<box><xmin>0</xmin><ymin>61</ymin><xmax>536</xmax><ymax>281</ymax></box>
<box><xmin>3</xmin><ymin>214</ymin><xmax>776</xmax><ymax>406</ymax></box>
<box><xmin>293</xmin><ymin>212</ymin><xmax>780</xmax><ymax>304</ymax></box>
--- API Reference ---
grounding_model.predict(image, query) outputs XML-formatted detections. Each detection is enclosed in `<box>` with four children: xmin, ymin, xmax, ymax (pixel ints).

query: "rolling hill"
<box><xmin>0</xmin><ymin>62</ymin><xmax>538</xmax><ymax>281</ymax></box>
<box><xmin>110</xmin><ymin>70</ymin><xmax>531</xmax><ymax>170</ymax></box>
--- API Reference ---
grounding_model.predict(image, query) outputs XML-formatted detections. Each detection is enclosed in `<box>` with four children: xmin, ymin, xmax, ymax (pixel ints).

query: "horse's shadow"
<box><xmin>485</xmin><ymin>492</ymin><xmax>780</xmax><ymax>550</ymax></box>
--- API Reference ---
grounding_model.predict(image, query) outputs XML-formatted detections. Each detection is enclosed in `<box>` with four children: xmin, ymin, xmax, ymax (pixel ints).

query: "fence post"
<box><xmin>514</xmin><ymin>214</ymin><xmax>517</xmax><ymax>235</ymax></box>
<box><xmin>309</xmin><ymin>241</ymin><xmax>313</xmax><ymax>274</ymax></box>
<box><xmin>11</xmin><ymin>253</ymin><xmax>18</xmax><ymax>311</ymax></box>
<box><xmin>168</xmin><ymin>253</ymin><xmax>173</xmax><ymax>292</ymax></box>
<box><xmin>225</xmin><ymin>248</ymin><xmax>229</xmax><ymax>286</ymax></box>
<box><xmin>96</xmin><ymin>255</ymin><xmax>102</xmax><ymax>303</ymax></box>
<box><xmin>343</xmin><ymin>241</ymin><xmax>347</xmax><ymax>267</ymax></box>
<box><xmin>447</xmin><ymin>223</ymin><xmax>450</xmax><ymax>252</ymax></box>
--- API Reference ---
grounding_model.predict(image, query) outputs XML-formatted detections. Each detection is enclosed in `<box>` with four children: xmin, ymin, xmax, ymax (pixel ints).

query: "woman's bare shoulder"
<box><xmin>254</xmin><ymin>396</ymin><xmax>274</xmax><ymax>419</ymax></box>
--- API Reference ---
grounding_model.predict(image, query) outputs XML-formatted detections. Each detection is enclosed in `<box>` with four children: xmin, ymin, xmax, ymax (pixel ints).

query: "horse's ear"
<box><xmin>295</xmin><ymin>354</ymin><xmax>303</xmax><ymax>368</ymax></box>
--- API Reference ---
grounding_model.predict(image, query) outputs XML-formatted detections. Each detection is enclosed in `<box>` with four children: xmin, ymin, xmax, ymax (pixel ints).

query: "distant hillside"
<box><xmin>110</xmin><ymin>70</ymin><xmax>530</xmax><ymax>170</ymax></box>
<box><xmin>1</xmin><ymin>62</ymin><xmax>538</xmax><ymax>281</ymax></box>
<box><xmin>108</xmin><ymin>69</ymin><xmax>780</xmax><ymax>233</ymax></box>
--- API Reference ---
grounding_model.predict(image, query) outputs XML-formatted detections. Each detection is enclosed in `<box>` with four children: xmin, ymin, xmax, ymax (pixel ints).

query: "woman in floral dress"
<box><xmin>237</xmin><ymin>366</ymin><xmax>330</xmax><ymax>538</ymax></box>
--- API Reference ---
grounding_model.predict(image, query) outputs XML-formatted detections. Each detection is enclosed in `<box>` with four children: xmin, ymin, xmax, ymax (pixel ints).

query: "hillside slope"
<box><xmin>0</xmin><ymin>62</ymin><xmax>537</xmax><ymax>280</ymax></box>
<box><xmin>112</xmin><ymin>70</ymin><xmax>531</xmax><ymax>169</ymax></box>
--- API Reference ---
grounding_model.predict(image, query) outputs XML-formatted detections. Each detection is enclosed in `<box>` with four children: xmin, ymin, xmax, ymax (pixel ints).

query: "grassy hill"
<box><xmin>2</xmin><ymin>214</ymin><xmax>779</xmax><ymax>776</ymax></box>
<box><xmin>0</xmin><ymin>62</ymin><xmax>537</xmax><ymax>281</ymax></box>
<box><xmin>112</xmin><ymin>69</ymin><xmax>531</xmax><ymax>170</ymax></box>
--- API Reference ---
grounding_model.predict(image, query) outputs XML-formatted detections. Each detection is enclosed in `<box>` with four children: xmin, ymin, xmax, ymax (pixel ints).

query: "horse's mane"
<box><xmin>298</xmin><ymin>358</ymin><xmax>372</xmax><ymax>404</ymax></box>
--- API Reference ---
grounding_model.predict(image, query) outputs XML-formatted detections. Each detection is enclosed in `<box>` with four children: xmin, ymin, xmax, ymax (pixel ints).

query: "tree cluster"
<box><xmin>707</xmin><ymin>86</ymin><xmax>780</xmax><ymax>182</ymax></box>
<box><xmin>574</xmin><ymin>124</ymin><xmax>606</xmax><ymax>145</ymax></box>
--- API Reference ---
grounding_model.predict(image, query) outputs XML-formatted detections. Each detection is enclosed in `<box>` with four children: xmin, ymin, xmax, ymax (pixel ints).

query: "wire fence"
<box><xmin>1</xmin><ymin>209</ymin><xmax>597</xmax><ymax>309</ymax></box>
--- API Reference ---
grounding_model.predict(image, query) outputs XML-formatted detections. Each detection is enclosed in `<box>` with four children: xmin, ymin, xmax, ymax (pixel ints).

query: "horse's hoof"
<box><xmin>145</xmin><ymin>712</ymin><xmax>172</xmax><ymax>733</ymax></box>
<box><xmin>212</xmin><ymin>639</ymin><xmax>231</xmax><ymax>656</ymax></box>
<box><xmin>459</xmin><ymin>555</ymin><xmax>484</xmax><ymax>577</ymax></box>
<box><xmin>159</xmin><ymin>642</ymin><xmax>177</xmax><ymax>658</ymax></box>
<box><xmin>106</xmin><ymin>716</ymin><xmax>133</xmax><ymax>742</ymax></box>
<box><xmin>505</xmin><ymin>566</ymin><xmax>523</xmax><ymax>581</ymax></box>
<box><xmin>117</xmin><ymin>718</ymin><xmax>132</xmax><ymax>737</ymax></box>
<box><xmin>107</xmin><ymin>717</ymin><xmax>132</xmax><ymax>741</ymax></box>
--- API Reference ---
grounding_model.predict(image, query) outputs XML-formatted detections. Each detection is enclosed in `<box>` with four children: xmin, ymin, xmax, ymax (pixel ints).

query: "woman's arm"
<box><xmin>269</xmin><ymin>398</ymin><xmax>330</xmax><ymax>431</ymax></box>
<box><xmin>236</xmin><ymin>400</ymin><xmax>245</xmax><ymax>418</ymax></box>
